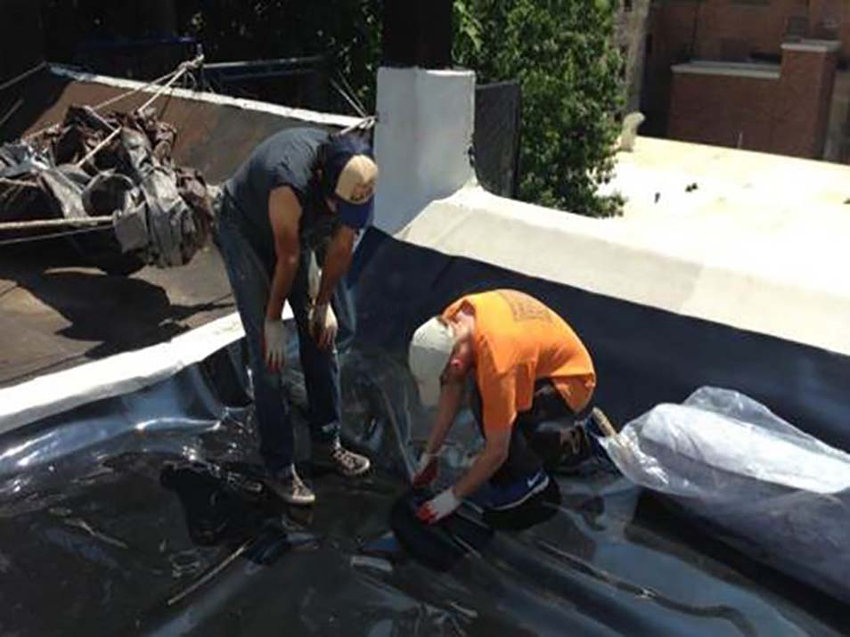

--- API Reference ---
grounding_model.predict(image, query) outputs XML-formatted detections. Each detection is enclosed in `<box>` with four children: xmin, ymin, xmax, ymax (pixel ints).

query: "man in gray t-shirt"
<box><xmin>216</xmin><ymin>128</ymin><xmax>377</xmax><ymax>505</ymax></box>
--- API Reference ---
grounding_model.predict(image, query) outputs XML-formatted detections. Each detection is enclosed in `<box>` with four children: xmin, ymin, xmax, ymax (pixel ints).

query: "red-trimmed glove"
<box><xmin>416</xmin><ymin>488</ymin><xmax>461</xmax><ymax>525</ymax></box>
<box><xmin>412</xmin><ymin>452</ymin><xmax>439</xmax><ymax>489</ymax></box>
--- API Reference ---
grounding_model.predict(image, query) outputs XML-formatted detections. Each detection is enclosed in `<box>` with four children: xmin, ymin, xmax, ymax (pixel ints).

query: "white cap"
<box><xmin>408</xmin><ymin>317</ymin><xmax>456</xmax><ymax>407</ymax></box>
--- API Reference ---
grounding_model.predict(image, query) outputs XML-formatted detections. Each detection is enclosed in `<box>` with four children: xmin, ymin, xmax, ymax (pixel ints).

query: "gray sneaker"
<box><xmin>314</xmin><ymin>441</ymin><xmax>371</xmax><ymax>478</ymax></box>
<box><xmin>265</xmin><ymin>467</ymin><xmax>316</xmax><ymax>506</ymax></box>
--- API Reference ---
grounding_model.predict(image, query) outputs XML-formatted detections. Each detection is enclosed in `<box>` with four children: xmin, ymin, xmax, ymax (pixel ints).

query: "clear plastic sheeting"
<box><xmin>600</xmin><ymin>387</ymin><xmax>850</xmax><ymax>604</ymax></box>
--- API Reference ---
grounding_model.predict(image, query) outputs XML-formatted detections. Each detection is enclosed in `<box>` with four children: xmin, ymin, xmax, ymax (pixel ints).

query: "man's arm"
<box><xmin>452</xmin><ymin>371</ymin><xmax>516</xmax><ymax>497</ymax></box>
<box><xmin>451</xmin><ymin>429</ymin><xmax>511</xmax><ymax>499</ymax></box>
<box><xmin>263</xmin><ymin>187</ymin><xmax>302</xmax><ymax>371</ymax></box>
<box><xmin>423</xmin><ymin>379</ymin><xmax>466</xmax><ymax>456</ymax></box>
<box><xmin>415</xmin><ymin>420</ymin><xmax>511</xmax><ymax>525</ymax></box>
<box><xmin>417</xmin><ymin>369</ymin><xmax>517</xmax><ymax>523</ymax></box>
<box><xmin>411</xmin><ymin>378</ymin><xmax>466</xmax><ymax>488</ymax></box>
<box><xmin>309</xmin><ymin>225</ymin><xmax>356</xmax><ymax>349</ymax></box>
<box><xmin>315</xmin><ymin>225</ymin><xmax>357</xmax><ymax>306</ymax></box>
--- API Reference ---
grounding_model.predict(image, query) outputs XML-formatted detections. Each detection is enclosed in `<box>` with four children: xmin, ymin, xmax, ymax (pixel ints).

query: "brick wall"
<box><xmin>616</xmin><ymin>0</ymin><xmax>652</xmax><ymax>112</ymax></box>
<box><xmin>669</xmin><ymin>69</ymin><xmax>779</xmax><ymax>151</ymax></box>
<box><xmin>809</xmin><ymin>0</ymin><xmax>850</xmax><ymax>54</ymax></box>
<box><xmin>652</xmin><ymin>0</ymin><xmax>847</xmax><ymax>60</ymax></box>
<box><xmin>644</xmin><ymin>0</ymin><xmax>849</xmax><ymax>135</ymax></box>
<box><xmin>694</xmin><ymin>0</ymin><xmax>810</xmax><ymax>58</ymax></box>
<box><xmin>668</xmin><ymin>43</ymin><xmax>839</xmax><ymax>158</ymax></box>
<box><xmin>774</xmin><ymin>44</ymin><xmax>839</xmax><ymax>157</ymax></box>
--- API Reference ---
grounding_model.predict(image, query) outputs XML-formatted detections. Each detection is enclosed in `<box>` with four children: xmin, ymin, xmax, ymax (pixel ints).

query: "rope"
<box><xmin>0</xmin><ymin>225</ymin><xmax>112</xmax><ymax>247</ymax></box>
<box><xmin>0</xmin><ymin>177</ymin><xmax>38</xmax><ymax>188</ymax></box>
<box><xmin>0</xmin><ymin>99</ymin><xmax>23</xmax><ymax>131</ymax></box>
<box><xmin>337</xmin><ymin>72</ymin><xmax>368</xmax><ymax>116</ymax></box>
<box><xmin>0</xmin><ymin>61</ymin><xmax>47</xmax><ymax>93</ymax></box>
<box><xmin>330</xmin><ymin>78</ymin><xmax>367</xmax><ymax>118</ymax></box>
<box><xmin>93</xmin><ymin>67</ymin><xmax>182</xmax><ymax>111</ymax></box>
<box><xmin>339</xmin><ymin>115</ymin><xmax>377</xmax><ymax>137</ymax></box>
<box><xmin>0</xmin><ymin>216</ymin><xmax>112</xmax><ymax>232</ymax></box>
<box><xmin>25</xmin><ymin>55</ymin><xmax>202</xmax><ymax>142</ymax></box>
<box><xmin>74</xmin><ymin>55</ymin><xmax>204</xmax><ymax>169</ymax></box>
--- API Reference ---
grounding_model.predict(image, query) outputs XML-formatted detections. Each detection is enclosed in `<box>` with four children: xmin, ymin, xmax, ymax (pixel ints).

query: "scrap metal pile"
<box><xmin>0</xmin><ymin>104</ymin><xmax>213</xmax><ymax>274</ymax></box>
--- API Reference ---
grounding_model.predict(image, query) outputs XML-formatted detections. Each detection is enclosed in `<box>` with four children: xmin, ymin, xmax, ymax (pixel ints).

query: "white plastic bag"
<box><xmin>600</xmin><ymin>387</ymin><xmax>850</xmax><ymax>603</ymax></box>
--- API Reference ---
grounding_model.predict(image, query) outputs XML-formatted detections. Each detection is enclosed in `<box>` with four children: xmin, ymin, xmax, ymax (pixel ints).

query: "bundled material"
<box><xmin>600</xmin><ymin>387</ymin><xmax>850</xmax><ymax>603</ymax></box>
<box><xmin>0</xmin><ymin>105</ymin><xmax>212</xmax><ymax>271</ymax></box>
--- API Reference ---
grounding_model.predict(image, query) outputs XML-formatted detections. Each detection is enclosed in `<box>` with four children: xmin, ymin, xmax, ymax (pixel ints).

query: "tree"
<box><xmin>454</xmin><ymin>0</ymin><xmax>624</xmax><ymax>217</ymax></box>
<box><xmin>175</xmin><ymin>1</ymin><xmax>623</xmax><ymax>216</ymax></box>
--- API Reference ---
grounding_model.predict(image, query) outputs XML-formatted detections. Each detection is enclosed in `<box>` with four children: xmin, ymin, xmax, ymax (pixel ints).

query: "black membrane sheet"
<box><xmin>0</xmin><ymin>342</ymin><xmax>845</xmax><ymax>637</ymax></box>
<box><xmin>1</xmin><ymin>229</ymin><xmax>848</xmax><ymax>636</ymax></box>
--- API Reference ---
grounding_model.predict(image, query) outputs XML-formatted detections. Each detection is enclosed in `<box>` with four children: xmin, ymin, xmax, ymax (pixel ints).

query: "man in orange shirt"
<box><xmin>407</xmin><ymin>289</ymin><xmax>617</xmax><ymax>524</ymax></box>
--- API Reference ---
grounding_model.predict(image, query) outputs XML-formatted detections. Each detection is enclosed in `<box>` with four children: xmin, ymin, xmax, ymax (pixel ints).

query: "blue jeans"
<box><xmin>215</xmin><ymin>197</ymin><xmax>354</xmax><ymax>472</ymax></box>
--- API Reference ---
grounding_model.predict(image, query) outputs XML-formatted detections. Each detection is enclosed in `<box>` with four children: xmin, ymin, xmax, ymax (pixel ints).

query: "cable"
<box><xmin>0</xmin><ymin>61</ymin><xmax>47</xmax><ymax>93</ymax></box>
<box><xmin>25</xmin><ymin>56</ymin><xmax>200</xmax><ymax>142</ymax></box>
<box><xmin>92</xmin><ymin>67</ymin><xmax>182</xmax><ymax>111</ymax></box>
<box><xmin>0</xmin><ymin>177</ymin><xmax>38</xmax><ymax>188</ymax></box>
<box><xmin>0</xmin><ymin>283</ymin><xmax>19</xmax><ymax>302</ymax></box>
<box><xmin>330</xmin><ymin>78</ymin><xmax>367</xmax><ymax>118</ymax></box>
<box><xmin>0</xmin><ymin>225</ymin><xmax>112</xmax><ymax>248</ymax></box>
<box><xmin>336</xmin><ymin>72</ymin><xmax>368</xmax><ymax>116</ymax></box>
<box><xmin>74</xmin><ymin>55</ymin><xmax>204</xmax><ymax>169</ymax></box>
<box><xmin>339</xmin><ymin>115</ymin><xmax>377</xmax><ymax>137</ymax></box>
<box><xmin>0</xmin><ymin>216</ymin><xmax>112</xmax><ymax>231</ymax></box>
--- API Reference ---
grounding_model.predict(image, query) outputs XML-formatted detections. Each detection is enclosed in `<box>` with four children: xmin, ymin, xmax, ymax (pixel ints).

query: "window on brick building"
<box><xmin>785</xmin><ymin>15</ymin><xmax>809</xmax><ymax>39</ymax></box>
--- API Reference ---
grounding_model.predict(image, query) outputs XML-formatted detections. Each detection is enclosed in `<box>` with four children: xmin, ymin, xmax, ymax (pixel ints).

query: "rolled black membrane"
<box><xmin>0</xmin><ymin>340</ymin><xmax>845</xmax><ymax>637</ymax></box>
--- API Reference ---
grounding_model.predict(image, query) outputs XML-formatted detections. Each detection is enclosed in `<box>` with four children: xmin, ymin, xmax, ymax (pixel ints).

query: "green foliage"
<box><xmin>455</xmin><ymin>0</ymin><xmax>624</xmax><ymax>216</ymax></box>
<box><xmin>174</xmin><ymin>0</ymin><xmax>623</xmax><ymax>216</ymax></box>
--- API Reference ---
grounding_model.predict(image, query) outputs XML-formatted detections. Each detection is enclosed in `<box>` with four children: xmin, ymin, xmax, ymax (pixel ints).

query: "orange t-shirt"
<box><xmin>442</xmin><ymin>290</ymin><xmax>596</xmax><ymax>436</ymax></box>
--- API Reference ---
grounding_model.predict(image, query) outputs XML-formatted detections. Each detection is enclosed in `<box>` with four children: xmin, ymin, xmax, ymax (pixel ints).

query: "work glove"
<box><xmin>416</xmin><ymin>488</ymin><xmax>461</xmax><ymax>525</ymax></box>
<box><xmin>263</xmin><ymin>318</ymin><xmax>287</xmax><ymax>372</ymax></box>
<box><xmin>307</xmin><ymin>251</ymin><xmax>321</xmax><ymax>303</ymax></box>
<box><xmin>412</xmin><ymin>451</ymin><xmax>439</xmax><ymax>488</ymax></box>
<box><xmin>310</xmin><ymin>302</ymin><xmax>338</xmax><ymax>350</ymax></box>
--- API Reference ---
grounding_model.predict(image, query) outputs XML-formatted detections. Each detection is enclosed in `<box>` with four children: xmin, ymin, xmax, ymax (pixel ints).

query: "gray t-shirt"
<box><xmin>224</xmin><ymin>127</ymin><xmax>338</xmax><ymax>271</ymax></box>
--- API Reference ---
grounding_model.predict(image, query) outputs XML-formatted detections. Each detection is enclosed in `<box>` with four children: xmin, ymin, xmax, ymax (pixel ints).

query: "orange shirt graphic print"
<box><xmin>443</xmin><ymin>290</ymin><xmax>596</xmax><ymax>435</ymax></box>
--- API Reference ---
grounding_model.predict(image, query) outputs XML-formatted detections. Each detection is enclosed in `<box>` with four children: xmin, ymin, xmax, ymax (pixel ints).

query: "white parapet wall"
<box><xmin>0</xmin><ymin>313</ymin><xmax>247</xmax><ymax>434</ymax></box>
<box><xmin>373</xmin><ymin>67</ymin><xmax>476</xmax><ymax>235</ymax></box>
<box><xmin>372</xmin><ymin>66</ymin><xmax>850</xmax><ymax>359</ymax></box>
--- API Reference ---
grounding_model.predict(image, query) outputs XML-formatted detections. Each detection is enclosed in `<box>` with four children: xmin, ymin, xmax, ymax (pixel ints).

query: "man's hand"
<box><xmin>412</xmin><ymin>452</ymin><xmax>439</xmax><ymax>488</ymax></box>
<box><xmin>263</xmin><ymin>318</ymin><xmax>287</xmax><ymax>372</ymax></box>
<box><xmin>416</xmin><ymin>488</ymin><xmax>460</xmax><ymax>525</ymax></box>
<box><xmin>310</xmin><ymin>302</ymin><xmax>338</xmax><ymax>350</ymax></box>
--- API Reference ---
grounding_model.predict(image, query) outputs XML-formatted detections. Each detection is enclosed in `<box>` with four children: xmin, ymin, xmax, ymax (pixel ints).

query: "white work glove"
<box><xmin>263</xmin><ymin>318</ymin><xmax>287</xmax><ymax>372</ymax></box>
<box><xmin>416</xmin><ymin>488</ymin><xmax>461</xmax><ymax>525</ymax></box>
<box><xmin>307</xmin><ymin>251</ymin><xmax>321</xmax><ymax>303</ymax></box>
<box><xmin>412</xmin><ymin>451</ymin><xmax>439</xmax><ymax>489</ymax></box>
<box><xmin>309</xmin><ymin>302</ymin><xmax>338</xmax><ymax>350</ymax></box>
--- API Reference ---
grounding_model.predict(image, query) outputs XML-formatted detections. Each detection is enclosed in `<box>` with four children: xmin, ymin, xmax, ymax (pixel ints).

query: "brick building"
<box><xmin>616</xmin><ymin>0</ymin><xmax>652</xmax><ymax>113</ymax></box>
<box><xmin>643</xmin><ymin>0</ymin><xmax>850</xmax><ymax>162</ymax></box>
